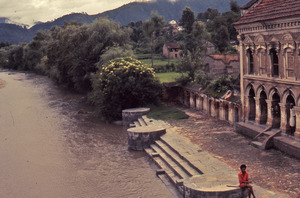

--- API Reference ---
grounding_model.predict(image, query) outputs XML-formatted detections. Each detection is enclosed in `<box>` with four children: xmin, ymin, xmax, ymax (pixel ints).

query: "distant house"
<box><xmin>202</xmin><ymin>54</ymin><xmax>240</xmax><ymax>77</ymax></box>
<box><xmin>163</xmin><ymin>42</ymin><xmax>182</xmax><ymax>59</ymax></box>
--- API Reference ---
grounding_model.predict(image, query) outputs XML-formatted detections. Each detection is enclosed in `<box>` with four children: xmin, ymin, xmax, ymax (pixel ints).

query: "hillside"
<box><xmin>0</xmin><ymin>0</ymin><xmax>249</xmax><ymax>44</ymax></box>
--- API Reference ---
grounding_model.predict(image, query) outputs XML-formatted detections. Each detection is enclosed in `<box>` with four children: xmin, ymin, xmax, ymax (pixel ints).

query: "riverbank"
<box><xmin>166</xmin><ymin>107</ymin><xmax>300</xmax><ymax>198</ymax></box>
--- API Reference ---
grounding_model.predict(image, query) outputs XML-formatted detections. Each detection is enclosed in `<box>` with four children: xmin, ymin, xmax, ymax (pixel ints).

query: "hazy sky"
<box><xmin>0</xmin><ymin>0</ymin><xmax>151</xmax><ymax>26</ymax></box>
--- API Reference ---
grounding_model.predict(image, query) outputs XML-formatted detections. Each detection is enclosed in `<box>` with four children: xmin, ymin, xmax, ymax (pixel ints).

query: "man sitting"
<box><xmin>238</xmin><ymin>164</ymin><xmax>256</xmax><ymax>198</ymax></box>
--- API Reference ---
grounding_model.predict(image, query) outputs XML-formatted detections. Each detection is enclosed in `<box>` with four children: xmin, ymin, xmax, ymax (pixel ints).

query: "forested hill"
<box><xmin>0</xmin><ymin>0</ymin><xmax>249</xmax><ymax>44</ymax></box>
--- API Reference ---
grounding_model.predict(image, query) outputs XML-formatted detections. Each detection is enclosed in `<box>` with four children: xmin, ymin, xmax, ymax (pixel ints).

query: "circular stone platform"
<box><xmin>122</xmin><ymin>107</ymin><xmax>150</xmax><ymax>126</ymax></box>
<box><xmin>184</xmin><ymin>174</ymin><xmax>244</xmax><ymax>198</ymax></box>
<box><xmin>127</xmin><ymin>125</ymin><xmax>166</xmax><ymax>150</ymax></box>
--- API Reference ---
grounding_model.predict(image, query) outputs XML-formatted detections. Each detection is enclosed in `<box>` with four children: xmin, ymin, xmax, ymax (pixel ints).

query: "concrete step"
<box><xmin>251</xmin><ymin>141</ymin><xmax>263</xmax><ymax>148</ymax></box>
<box><xmin>150</xmin><ymin>144</ymin><xmax>190</xmax><ymax>179</ymax></box>
<box><xmin>138</xmin><ymin>117</ymin><xmax>147</xmax><ymax>127</ymax></box>
<box><xmin>133</xmin><ymin>121</ymin><xmax>141</xmax><ymax>127</ymax></box>
<box><xmin>160</xmin><ymin>134</ymin><xmax>204</xmax><ymax>174</ymax></box>
<box><xmin>142</xmin><ymin>115</ymin><xmax>154</xmax><ymax>125</ymax></box>
<box><xmin>155</xmin><ymin>140</ymin><xmax>201</xmax><ymax>177</ymax></box>
<box><xmin>145</xmin><ymin>148</ymin><xmax>183</xmax><ymax>186</ymax></box>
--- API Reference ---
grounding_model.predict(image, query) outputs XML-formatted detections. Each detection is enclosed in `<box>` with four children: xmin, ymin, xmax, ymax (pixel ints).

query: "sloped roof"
<box><xmin>235</xmin><ymin>0</ymin><xmax>300</xmax><ymax>25</ymax></box>
<box><xmin>164</xmin><ymin>42</ymin><xmax>181</xmax><ymax>49</ymax></box>
<box><xmin>207</xmin><ymin>54</ymin><xmax>239</xmax><ymax>64</ymax></box>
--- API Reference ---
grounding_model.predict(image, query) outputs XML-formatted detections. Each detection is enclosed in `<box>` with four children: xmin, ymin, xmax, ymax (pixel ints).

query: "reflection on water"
<box><xmin>0</xmin><ymin>71</ymin><xmax>176</xmax><ymax>198</ymax></box>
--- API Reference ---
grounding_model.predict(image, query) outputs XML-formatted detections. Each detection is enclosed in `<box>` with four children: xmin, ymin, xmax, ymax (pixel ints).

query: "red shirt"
<box><xmin>238</xmin><ymin>171</ymin><xmax>249</xmax><ymax>187</ymax></box>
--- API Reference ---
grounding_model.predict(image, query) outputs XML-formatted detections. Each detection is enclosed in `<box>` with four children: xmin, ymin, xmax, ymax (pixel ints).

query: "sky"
<box><xmin>0</xmin><ymin>0</ymin><xmax>153</xmax><ymax>26</ymax></box>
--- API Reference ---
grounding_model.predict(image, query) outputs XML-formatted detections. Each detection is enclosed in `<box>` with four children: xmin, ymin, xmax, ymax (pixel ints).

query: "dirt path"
<box><xmin>167</xmin><ymin>107</ymin><xmax>300</xmax><ymax>198</ymax></box>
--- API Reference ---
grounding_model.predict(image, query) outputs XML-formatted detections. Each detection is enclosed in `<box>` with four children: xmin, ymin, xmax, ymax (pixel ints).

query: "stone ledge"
<box><xmin>127</xmin><ymin>125</ymin><xmax>166</xmax><ymax>151</ymax></box>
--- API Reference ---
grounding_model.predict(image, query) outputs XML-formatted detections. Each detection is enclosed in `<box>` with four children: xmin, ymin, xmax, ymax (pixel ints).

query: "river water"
<box><xmin>0</xmin><ymin>71</ymin><xmax>176</xmax><ymax>198</ymax></box>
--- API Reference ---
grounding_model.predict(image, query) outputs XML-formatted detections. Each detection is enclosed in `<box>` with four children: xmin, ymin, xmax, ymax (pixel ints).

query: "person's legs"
<box><xmin>247</xmin><ymin>185</ymin><xmax>256</xmax><ymax>198</ymax></box>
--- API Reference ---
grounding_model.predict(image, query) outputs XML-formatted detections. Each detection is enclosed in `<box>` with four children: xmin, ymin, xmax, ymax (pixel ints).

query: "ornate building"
<box><xmin>234</xmin><ymin>0</ymin><xmax>300</xmax><ymax>139</ymax></box>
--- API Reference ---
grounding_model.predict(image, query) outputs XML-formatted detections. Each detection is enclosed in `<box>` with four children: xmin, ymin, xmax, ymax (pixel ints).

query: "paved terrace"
<box><xmin>129</xmin><ymin>116</ymin><xmax>285</xmax><ymax>197</ymax></box>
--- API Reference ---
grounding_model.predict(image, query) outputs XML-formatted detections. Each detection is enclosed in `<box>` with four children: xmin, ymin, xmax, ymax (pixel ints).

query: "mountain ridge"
<box><xmin>0</xmin><ymin>0</ymin><xmax>249</xmax><ymax>44</ymax></box>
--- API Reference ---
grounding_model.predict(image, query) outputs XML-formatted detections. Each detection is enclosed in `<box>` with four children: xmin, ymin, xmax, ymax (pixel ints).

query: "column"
<box><xmin>279</xmin><ymin>103</ymin><xmax>287</xmax><ymax>133</ymax></box>
<box><xmin>293</xmin><ymin>106</ymin><xmax>300</xmax><ymax>139</ymax></box>
<box><xmin>254</xmin><ymin>97</ymin><xmax>261</xmax><ymax>124</ymax></box>
<box><xmin>266</xmin><ymin>100</ymin><xmax>273</xmax><ymax>127</ymax></box>
<box><xmin>219</xmin><ymin>101</ymin><xmax>225</xmax><ymax>121</ymax></box>
<box><xmin>245</xmin><ymin>96</ymin><xmax>249</xmax><ymax>122</ymax></box>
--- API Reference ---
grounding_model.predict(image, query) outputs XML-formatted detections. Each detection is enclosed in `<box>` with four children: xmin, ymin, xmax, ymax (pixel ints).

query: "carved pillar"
<box><xmin>190</xmin><ymin>92</ymin><xmax>195</xmax><ymax>109</ymax></box>
<box><xmin>219</xmin><ymin>101</ymin><xmax>225</xmax><ymax>121</ymax></box>
<box><xmin>266</xmin><ymin>100</ymin><xmax>273</xmax><ymax>127</ymax></box>
<box><xmin>254</xmin><ymin>97</ymin><xmax>261</xmax><ymax>125</ymax></box>
<box><xmin>203</xmin><ymin>95</ymin><xmax>208</xmax><ymax>114</ymax></box>
<box><xmin>279</xmin><ymin>103</ymin><xmax>287</xmax><ymax>133</ymax></box>
<box><xmin>245</xmin><ymin>96</ymin><xmax>250</xmax><ymax>122</ymax></box>
<box><xmin>293</xmin><ymin>107</ymin><xmax>300</xmax><ymax>139</ymax></box>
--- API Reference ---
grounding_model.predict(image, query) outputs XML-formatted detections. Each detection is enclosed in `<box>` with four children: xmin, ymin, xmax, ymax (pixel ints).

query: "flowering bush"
<box><xmin>90</xmin><ymin>57</ymin><xmax>162</xmax><ymax>121</ymax></box>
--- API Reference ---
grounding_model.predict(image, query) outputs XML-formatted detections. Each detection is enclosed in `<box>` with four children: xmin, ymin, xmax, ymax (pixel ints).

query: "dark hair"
<box><xmin>240</xmin><ymin>164</ymin><xmax>246</xmax><ymax>169</ymax></box>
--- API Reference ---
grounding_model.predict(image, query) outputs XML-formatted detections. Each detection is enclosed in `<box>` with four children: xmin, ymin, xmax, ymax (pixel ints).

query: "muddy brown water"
<box><xmin>0</xmin><ymin>71</ymin><xmax>176</xmax><ymax>198</ymax></box>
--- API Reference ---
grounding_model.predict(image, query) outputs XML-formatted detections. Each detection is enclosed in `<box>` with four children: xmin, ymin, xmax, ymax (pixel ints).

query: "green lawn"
<box><xmin>155</xmin><ymin>72</ymin><xmax>183</xmax><ymax>83</ymax></box>
<box><xmin>147</xmin><ymin>104</ymin><xmax>189</xmax><ymax>120</ymax></box>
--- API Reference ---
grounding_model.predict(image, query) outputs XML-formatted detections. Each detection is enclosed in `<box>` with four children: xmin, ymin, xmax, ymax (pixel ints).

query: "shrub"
<box><xmin>89</xmin><ymin>57</ymin><xmax>162</xmax><ymax>121</ymax></box>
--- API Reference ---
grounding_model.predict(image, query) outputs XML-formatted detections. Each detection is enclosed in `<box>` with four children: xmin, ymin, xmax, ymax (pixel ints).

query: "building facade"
<box><xmin>202</xmin><ymin>54</ymin><xmax>240</xmax><ymax>77</ymax></box>
<box><xmin>234</xmin><ymin>0</ymin><xmax>300</xmax><ymax>139</ymax></box>
<box><xmin>163</xmin><ymin>42</ymin><xmax>181</xmax><ymax>59</ymax></box>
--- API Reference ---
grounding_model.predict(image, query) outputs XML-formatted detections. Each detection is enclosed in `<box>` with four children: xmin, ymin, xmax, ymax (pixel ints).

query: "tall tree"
<box><xmin>180</xmin><ymin>7</ymin><xmax>195</xmax><ymax>34</ymax></box>
<box><xmin>142</xmin><ymin>12</ymin><xmax>164</xmax><ymax>67</ymax></box>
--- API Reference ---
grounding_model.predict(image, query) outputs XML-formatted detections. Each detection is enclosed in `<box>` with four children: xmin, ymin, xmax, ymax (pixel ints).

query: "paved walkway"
<box><xmin>166</xmin><ymin>107</ymin><xmax>299</xmax><ymax>197</ymax></box>
<box><xmin>156</xmin><ymin>120</ymin><xmax>283</xmax><ymax>198</ymax></box>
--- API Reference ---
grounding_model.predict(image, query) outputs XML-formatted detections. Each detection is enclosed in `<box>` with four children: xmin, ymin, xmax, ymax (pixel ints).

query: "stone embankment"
<box><xmin>127</xmin><ymin>115</ymin><xmax>280</xmax><ymax>198</ymax></box>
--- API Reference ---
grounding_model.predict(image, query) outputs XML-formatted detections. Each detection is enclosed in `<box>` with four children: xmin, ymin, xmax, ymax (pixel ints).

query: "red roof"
<box><xmin>235</xmin><ymin>0</ymin><xmax>300</xmax><ymax>25</ymax></box>
<box><xmin>208</xmin><ymin>54</ymin><xmax>239</xmax><ymax>64</ymax></box>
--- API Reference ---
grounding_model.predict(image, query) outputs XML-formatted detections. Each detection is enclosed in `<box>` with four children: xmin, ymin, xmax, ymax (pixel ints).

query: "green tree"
<box><xmin>89</xmin><ymin>57</ymin><xmax>161</xmax><ymax>121</ymax></box>
<box><xmin>178</xmin><ymin>20</ymin><xmax>210</xmax><ymax>81</ymax></box>
<box><xmin>46</xmin><ymin>18</ymin><xmax>132</xmax><ymax>92</ymax></box>
<box><xmin>180</xmin><ymin>7</ymin><xmax>195</xmax><ymax>34</ymax></box>
<box><xmin>143</xmin><ymin>12</ymin><xmax>164</xmax><ymax>67</ymax></box>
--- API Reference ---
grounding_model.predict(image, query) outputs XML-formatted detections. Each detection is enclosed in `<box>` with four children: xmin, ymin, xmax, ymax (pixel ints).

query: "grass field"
<box><xmin>147</xmin><ymin>104</ymin><xmax>189</xmax><ymax>120</ymax></box>
<box><xmin>155</xmin><ymin>72</ymin><xmax>183</xmax><ymax>83</ymax></box>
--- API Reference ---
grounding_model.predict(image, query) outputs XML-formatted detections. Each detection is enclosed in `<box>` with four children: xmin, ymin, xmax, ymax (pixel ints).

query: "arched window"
<box><xmin>247</xmin><ymin>49</ymin><xmax>254</xmax><ymax>74</ymax></box>
<box><xmin>270</xmin><ymin>48</ymin><xmax>279</xmax><ymax>77</ymax></box>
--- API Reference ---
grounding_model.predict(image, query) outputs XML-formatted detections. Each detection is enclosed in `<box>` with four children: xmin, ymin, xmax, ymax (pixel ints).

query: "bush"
<box><xmin>89</xmin><ymin>57</ymin><xmax>162</xmax><ymax>121</ymax></box>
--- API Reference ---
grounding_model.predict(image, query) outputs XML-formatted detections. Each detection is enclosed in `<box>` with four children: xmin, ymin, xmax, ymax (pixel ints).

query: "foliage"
<box><xmin>179</xmin><ymin>7</ymin><xmax>195</xmax><ymax>34</ymax></box>
<box><xmin>177</xmin><ymin>10</ymin><xmax>210</xmax><ymax>82</ymax></box>
<box><xmin>46</xmin><ymin>18</ymin><xmax>133</xmax><ymax>92</ymax></box>
<box><xmin>89</xmin><ymin>57</ymin><xmax>162</xmax><ymax>121</ymax></box>
<box><xmin>143</xmin><ymin>12</ymin><xmax>165</xmax><ymax>67</ymax></box>
<box><xmin>205</xmin><ymin>75</ymin><xmax>239</xmax><ymax>98</ymax></box>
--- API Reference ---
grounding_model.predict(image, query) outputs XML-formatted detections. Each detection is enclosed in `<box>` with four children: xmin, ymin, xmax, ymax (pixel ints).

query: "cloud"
<box><xmin>0</xmin><ymin>0</ymin><xmax>136</xmax><ymax>26</ymax></box>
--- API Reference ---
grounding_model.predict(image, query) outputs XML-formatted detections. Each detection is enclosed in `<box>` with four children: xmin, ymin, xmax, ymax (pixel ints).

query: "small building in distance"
<box><xmin>163</xmin><ymin>42</ymin><xmax>181</xmax><ymax>59</ymax></box>
<box><xmin>203</xmin><ymin>54</ymin><xmax>240</xmax><ymax>77</ymax></box>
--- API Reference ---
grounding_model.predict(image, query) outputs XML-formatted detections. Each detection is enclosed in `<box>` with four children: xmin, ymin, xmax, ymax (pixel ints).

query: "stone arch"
<box><xmin>282</xmin><ymin>89</ymin><xmax>296</xmax><ymax>104</ymax></box>
<box><xmin>257</xmin><ymin>85</ymin><xmax>268</xmax><ymax>124</ymax></box>
<box><xmin>254</xmin><ymin>34</ymin><xmax>265</xmax><ymax>43</ymax></box>
<box><xmin>244</xmin><ymin>35</ymin><xmax>254</xmax><ymax>44</ymax></box>
<box><xmin>269</xmin><ymin>88</ymin><xmax>281</xmax><ymax>128</ymax></box>
<box><xmin>281</xmin><ymin>33</ymin><xmax>294</xmax><ymax>42</ymax></box>
<box><xmin>246</xmin><ymin>84</ymin><xmax>256</xmax><ymax>121</ymax></box>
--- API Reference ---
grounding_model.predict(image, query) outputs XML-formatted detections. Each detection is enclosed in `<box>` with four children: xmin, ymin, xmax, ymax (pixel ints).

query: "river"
<box><xmin>0</xmin><ymin>71</ymin><xmax>176</xmax><ymax>198</ymax></box>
